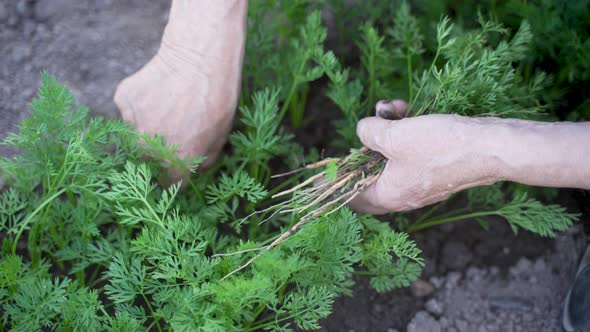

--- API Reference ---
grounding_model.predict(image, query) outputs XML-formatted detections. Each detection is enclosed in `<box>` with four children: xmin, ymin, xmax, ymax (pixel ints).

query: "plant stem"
<box><xmin>412</xmin><ymin>202</ymin><xmax>444</xmax><ymax>226</ymax></box>
<box><xmin>410</xmin><ymin>44</ymin><xmax>442</xmax><ymax>116</ymax></box>
<box><xmin>245</xmin><ymin>303</ymin><xmax>269</xmax><ymax>330</ymax></box>
<box><xmin>278</xmin><ymin>52</ymin><xmax>309</xmax><ymax>124</ymax></box>
<box><xmin>244</xmin><ymin>308</ymin><xmax>314</xmax><ymax>332</ymax></box>
<box><xmin>407</xmin><ymin>48</ymin><xmax>413</xmax><ymax>102</ymax></box>
<box><xmin>406</xmin><ymin>211</ymin><xmax>496</xmax><ymax>233</ymax></box>
<box><xmin>12</xmin><ymin>188</ymin><xmax>66</xmax><ymax>255</ymax></box>
<box><xmin>367</xmin><ymin>42</ymin><xmax>376</xmax><ymax>116</ymax></box>
<box><xmin>141</xmin><ymin>293</ymin><xmax>163</xmax><ymax>332</ymax></box>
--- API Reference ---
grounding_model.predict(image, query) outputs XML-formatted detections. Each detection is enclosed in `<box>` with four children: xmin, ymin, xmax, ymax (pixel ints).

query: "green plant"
<box><xmin>0</xmin><ymin>2</ymin><xmax>583</xmax><ymax>331</ymax></box>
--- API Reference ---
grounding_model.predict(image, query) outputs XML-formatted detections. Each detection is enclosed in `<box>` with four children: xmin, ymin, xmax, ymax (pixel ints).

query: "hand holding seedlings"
<box><xmin>216</xmin><ymin>90</ymin><xmax>590</xmax><ymax>280</ymax></box>
<box><xmin>351</xmin><ymin>102</ymin><xmax>590</xmax><ymax>214</ymax></box>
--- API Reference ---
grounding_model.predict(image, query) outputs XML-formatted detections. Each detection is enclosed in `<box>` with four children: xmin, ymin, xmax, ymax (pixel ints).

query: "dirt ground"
<box><xmin>1</xmin><ymin>1</ymin><xmax>587</xmax><ymax>331</ymax></box>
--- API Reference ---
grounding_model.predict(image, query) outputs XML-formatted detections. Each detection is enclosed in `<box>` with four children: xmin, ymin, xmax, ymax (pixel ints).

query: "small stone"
<box><xmin>411</xmin><ymin>279</ymin><xmax>435</xmax><ymax>298</ymax></box>
<box><xmin>533</xmin><ymin>258</ymin><xmax>547</xmax><ymax>272</ymax></box>
<box><xmin>465</xmin><ymin>266</ymin><xmax>485</xmax><ymax>282</ymax></box>
<box><xmin>510</xmin><ymin>257</ymin><xmax>532</xmax><ymax>276</ymax></box>
<box><xmin>477</xmin><ymin>326</ymin><xmax>489</xmax><ymax>332</ymax></box>
<box><xmin>34</xmin><ymin>0</ymin><xmax>65</xmax><ymax>21</ymax></box>
<box><xmin>0</xmin><ymin>2</ymin><xmax>8</xmax><ymax>21</ymax></box>
<box><xmin>11</xmin><ymin>44</ymin><xmax>32</xmax><ymax>62</ymax></box>
<box><xmin>489</xmin><ymin>295</ymin><xmax>534</xmax><ymax>311</ymax></box>
<box><xmin>407</xmin><ymin>311</ymin><xmax>441</xmax><ymax>332</ymax></box>
<box><xmin>386</xmin><ymin>329</ymin><xmax>399</xmax><ymax>332</ymax></box>
<box><xmin>455</xmin><ymin>319</ymin><xmax>470</xmax><ymax>332</ymax></box>
<box><xmin>445</xmin><ymin>272</ymin><xmax>462</xmax><ymax>289</ymax></box>
<box><xmin>23</xmin><ymin>21</ymin><xmax>36</xmax><ymax>36</ymax></box>
<box><xmin>16</xmin><ymin>0</ymin><xmax>33</xmax><ymax>17</ymax></box>
<box><xmin>373</xmin><ymin>303</ymin><xmax>383</xmax><ymax>313</ymax></box>
<box><xmin>425</xmin><ymin>298</ymin><xmax>444</xmax><ymax>316</ymax></box>
<box><xmin>429</xmin><ymin>276</ymin><xmax>445</xmax><ymax>289</ymax></box>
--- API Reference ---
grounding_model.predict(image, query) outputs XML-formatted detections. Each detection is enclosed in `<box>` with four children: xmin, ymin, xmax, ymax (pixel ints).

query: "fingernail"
<box><xmin>376</xmin><ymin>100</ymin><xmax>399</xmax><ymax>120</ymax></box>
<box><xmin>377</xmin><ymin>108</ymin><xmax>397</xmax><ymax>120</ymax></box>
<box><xmin>376</xmin><ymin>99</ymin><xmax>407</xmax><ymax>120</ymax></box>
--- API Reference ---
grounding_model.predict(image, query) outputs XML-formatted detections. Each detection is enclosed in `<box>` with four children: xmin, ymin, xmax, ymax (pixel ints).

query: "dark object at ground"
<box><xmin>562</xmin><ymin>244</ymin><xmax>590</xmax><ymax>332</ymax></box>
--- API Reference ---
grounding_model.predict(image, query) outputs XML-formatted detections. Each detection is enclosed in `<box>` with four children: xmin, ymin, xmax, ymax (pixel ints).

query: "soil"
<box><xmin>1</xmin><ymin>1</ymin><xmax>587</xmax><ymax>331</ymax></box>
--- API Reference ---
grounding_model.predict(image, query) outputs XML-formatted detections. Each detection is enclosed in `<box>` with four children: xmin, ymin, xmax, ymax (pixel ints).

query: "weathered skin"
<box><xmin>114</xmin><ymin>0</ymin><xmax>248</xmax><ymax>179</ymax></box>
<box><xmin>114</xmin><ymin>1</ymin><xmax>590</xmax><ymax>212</ymax></box>
<box><xmin>351</xmin><ymin>100</ymin><xmax>590</xmax><ymax>214</ymax></box>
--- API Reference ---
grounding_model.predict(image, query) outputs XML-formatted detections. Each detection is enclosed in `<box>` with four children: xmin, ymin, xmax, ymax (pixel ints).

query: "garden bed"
<box><xmin>1</xmin><ymin>1</ymin><xmax>588</xmax><ymax>331</ymax></box>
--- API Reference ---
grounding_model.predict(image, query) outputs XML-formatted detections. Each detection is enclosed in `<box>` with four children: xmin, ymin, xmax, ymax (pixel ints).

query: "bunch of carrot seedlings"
<box><xmin>218</xmin><ymin>147</ymin><xmax>386</xmax><ymax>279</ymax></box>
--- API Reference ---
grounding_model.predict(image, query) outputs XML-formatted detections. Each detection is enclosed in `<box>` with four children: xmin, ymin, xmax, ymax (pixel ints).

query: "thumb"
<box><xmin>356</xmin><ymin>117</ymin><xmax>392</xmax><ymax>154</ymax></box>
<box><xmin>356</xmin><ymin>99</ymin><xmax>408</xmax><ymax>153</ymax></box>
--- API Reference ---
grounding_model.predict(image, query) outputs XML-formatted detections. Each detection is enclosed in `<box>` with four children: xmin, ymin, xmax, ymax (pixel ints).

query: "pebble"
<box><xmin>11</xmin><ymin>44</ymin><xmax>32</xmax><ymax>63</ymax></box>
<box><xmin>429</xmin><ymin>276</ymin><xmax>445</xmax><ymax>289</ymax></box>
<box><xmin>425</xmin><ymin>298</ymin><xmax>444</xmax><ymax>316</ymax></box>
<box><xmin>533</xmin><ymin>258</ymin><xmax>547</xmax><ymax>273</ymax></box>
<box><xmin>0</xmin><ymin>2</ymin><xmax>8</xmax><ymax>21</ymax></box>
<box><xmin>411</xmin><ymin>279</ymin><xmax>435</xmax><ymax>298</ymax></box>
<box><xmin>407</xmin><ymin>311</ymin><xmax>441</xmax><ymax>332</ymax></box>
<box><xmin>455</xmin><ymin>319</ymin><xmax>470</xmax><ymax>332</ymax></box>
<box><xmin>386</xmin><ymin>329</ymin><xmax>399</xmax><ymax>332</ymax></box>
<box><xmin>373</xmin><ymin>303</ymin><xmax>383</xmax><ymax>313</ymax></box>
<box><xmin>23</xmin><ymin>21</ymin><xmax>36</xmax><ymax>36</ymax></box>
<box><xmin>489</xmin><ymin>295</ymin><xmax>534</xmax><ymax>311</ymax></box>
<box><xmin>445</xmin><ymin>272</ymin><xmax>462</xmax><ymax>289</ymax></box>
<box><xmin>510</xmin><ymin>257</ymin><xmax>533</xmax><ymax>277</ymax></box>
<box><xmin>34</xmin><ymin>0</ymin><xmax>64</xmax><ymax>21</ymax></box>
<box><xmin>477</xmin><ymin>326</ymin><xmax>489</xmax><ymax>332</ymax></box>
<box><xmin>16</xmin><ymin>0</ymin><xmax>33</xmax><ymax>18</ymax></box>
<box><xmin>465</xmin><ymin>266</ymin><xmax>485</xmax><ymax>282</ymax></box>
<box><xmin>7</xmin><ymin>13</ymin><xmax>19</xmax><ymax>27</ymax></box>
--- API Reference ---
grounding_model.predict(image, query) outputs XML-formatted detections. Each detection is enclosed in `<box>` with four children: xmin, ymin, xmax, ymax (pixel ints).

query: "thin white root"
<box><xmin>272</xmin><ymin>172</ymin><xmax>325</xmax><ymax>198</ymax></box>
<box><xmin>289</xmin><ymin>171</ymin><xmax>359</xmax><ymax>213</ymax></box>
<box><xmin>239</xmin><ymin>196</ymin><xmax>300</xmax><ymax>225</ymax></box>
<box><xmin>220</xmin><ymin>250</ymin><xmax>266</xmax><ymax>281</ymax></box>
<box><xmin>325</xmin><ymin>175</ymin><xmax>379</xmax><ymax>217</ymax></box>
<box><xmin>270</xmin><ymin>159</ymin><xmax>336</xmax><ymax>179</ymax></box>
<box><xmin>219</xmin><ymin>149</ymin><xmax>385</xmax><ymax>282</ymax></box>
<box><xmin>258</xmin><ymin>204</ymin><xmax>291</xmax><ymax>225</ymax></box>
<box><xmin>298</xmin><ymin>190</ymin><xmax>354</xmax><ymax>221</ymax></box>
<box><xmin>212</xmin><ymin>246</ymin><xmax>267</xmax><ymax>258</ymax></box>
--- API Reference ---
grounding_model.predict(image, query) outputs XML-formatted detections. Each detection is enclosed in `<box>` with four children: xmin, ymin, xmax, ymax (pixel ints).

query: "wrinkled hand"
<box><xmin>351</xmin><ymin>100</ymin><xmax>503</xmax><ymax>214</ymax></box>
<box><xmin>114</xmin><ymin>1</ymin><xmax>247</xmax><ymax>180</ymax></box>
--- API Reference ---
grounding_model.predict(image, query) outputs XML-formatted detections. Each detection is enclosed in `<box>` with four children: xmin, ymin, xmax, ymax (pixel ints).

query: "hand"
<box><xmin>351</xmin><ymin>100</ymin><xmax>504</xmax><ymax>214</ymax></box>
<box><xmin>114</xmin><ymin>1</ymin><xmax>247</xmax><ymax>181</ymax></box>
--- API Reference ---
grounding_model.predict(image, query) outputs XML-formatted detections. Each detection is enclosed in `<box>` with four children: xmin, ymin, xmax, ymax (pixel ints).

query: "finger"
<box><xmin>348</xmin><ymin>184</ymin><xmax>390</xmax><ymax>215</ymax></box>
<box><xmin>356</xmin><ymin>116</ymin><xmax>393</xmax><ymax>154</ymax></box>
<box><xmin>375</xmin><ymin>99</ymin><xmax>408</xmax><ymax>120</ymax></box>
